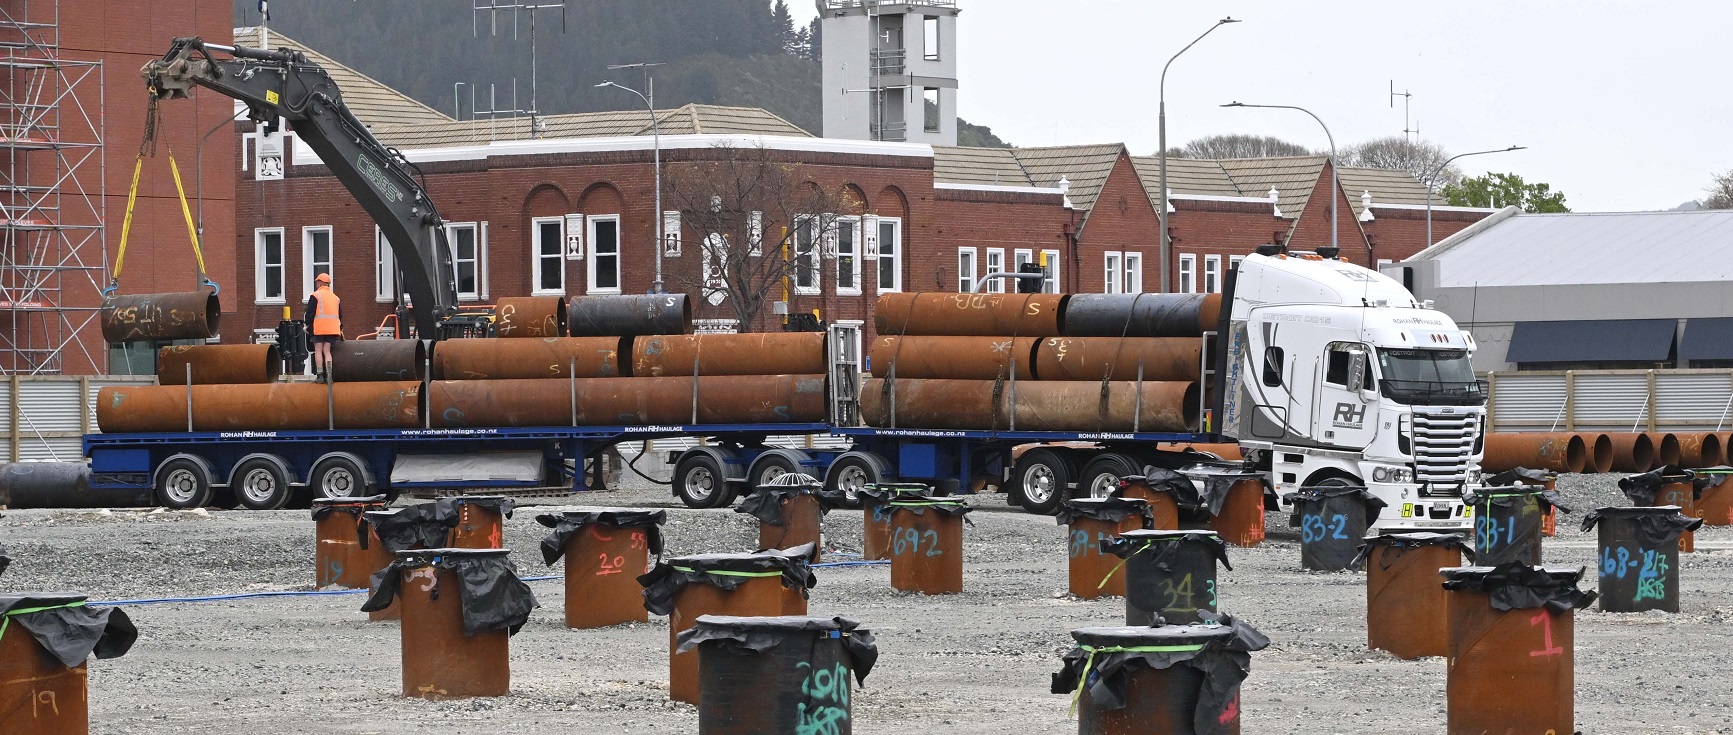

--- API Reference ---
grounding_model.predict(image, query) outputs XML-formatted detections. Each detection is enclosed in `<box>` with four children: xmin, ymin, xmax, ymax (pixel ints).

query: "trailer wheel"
<box><xmin>674</xmin><ymin>453</ymin><xmax>731</xmax><ymax>509</ymax></box>
<box><xmin>155</xmin><ymin>458</ymin><xmax>213</xmax><ymax>510</ymax></box>
<box><xmin>1012</xmin><ymin>448</ymin><xmax>1075</xmax><ymax>515</ymax></box>
<box><xmin>750</xmin><ymin>454</ymin><xmax>801</xmax><ymax>488</ymax></box>
<box><xmin>233</xmin><ymin>458</ymin><xmax>293</xmax><ymax>511</ymax></box>
<box><xmin>310</xmin><ymin>456</ymin><xmax>371</xmax><ymax>501</ymax></box>
<box><xmin>824</xmin><ymin>453</ymin><xmax>885</xmax><ymax>508</ymax></box>
<box><xmin>1078</xmin><ymin>453</ymin><xmax>1140</xmax><ymax>500</ymax></box>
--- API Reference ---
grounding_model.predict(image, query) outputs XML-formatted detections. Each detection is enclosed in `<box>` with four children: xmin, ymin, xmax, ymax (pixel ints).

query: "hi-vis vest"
<box><xmin>312</xmin><ymin>287</ymin><xmax>341</xmax><ymax>336</ymax></box>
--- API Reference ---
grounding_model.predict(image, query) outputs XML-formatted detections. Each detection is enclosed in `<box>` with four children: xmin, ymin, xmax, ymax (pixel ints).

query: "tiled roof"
<box><xmin>1011</xmin><ymin>144</ymin><xmax>1124</xmax><ymax>212</ymax></box>
<box><xmin>1127</xmin><ymin>156</ymin><xmax>1245</xmax><ymax>212</ymax></box>
<box><xmin>932</xmin><ymin>146</ymin><xmax>1032</xmax><ymax>186</ymax></box>
<box><xmin>1338</xmin><ymin>165</ymin><xmax>1436</xmax><ymax>214</ymax></box>
<box><xmin>233</xmin><ymin>27</ymin><xmax>450</xmax><ymax>129</ymax></box>
<box><xmin>370</xmin><ymin>104</ymin><xmax>811</xmax><ymax>149</ymax></box>
<box><xmin>1215</xmin><ymin>155</ymin><xmax>1329</xmax><ymax>221</ymax></box>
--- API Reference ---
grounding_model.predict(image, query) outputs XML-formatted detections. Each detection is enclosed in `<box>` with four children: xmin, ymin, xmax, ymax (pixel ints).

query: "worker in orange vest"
<box><xmin>305</xmin><ymin>272</ymin><xmax>341</xmax><ymax>382</ymax></box>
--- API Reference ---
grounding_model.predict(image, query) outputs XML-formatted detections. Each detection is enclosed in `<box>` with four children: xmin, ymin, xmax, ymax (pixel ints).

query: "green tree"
<box><xmin>1442</xmin><ymin>172</ymin><xmax>1569</xmax><ymax>213</ymax></box>
<box><xmin>957</xmin><ymin>118</ymin><xmax>1010</xmax><ymax>148</ymax></box>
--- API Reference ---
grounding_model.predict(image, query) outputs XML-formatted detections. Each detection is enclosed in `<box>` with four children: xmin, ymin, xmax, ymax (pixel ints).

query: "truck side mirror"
<box><xmin>1346</xmin><ymin>351</ymin><xmax>1370</xmax><ymax>399</ymax></box>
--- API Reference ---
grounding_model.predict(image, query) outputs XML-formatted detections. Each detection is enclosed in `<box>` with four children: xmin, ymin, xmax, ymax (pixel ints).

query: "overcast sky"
<box><xmin>796</xmin><ymin>1</ymin><xmax>1733</xmax><ymax>212</ymax></box>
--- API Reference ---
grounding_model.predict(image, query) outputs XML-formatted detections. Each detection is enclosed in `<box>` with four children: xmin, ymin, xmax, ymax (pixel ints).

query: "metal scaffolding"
<box><xmin>0</xmin><ymin>0</ymin><xmax>104</xmax><ymax>374</ymax></box>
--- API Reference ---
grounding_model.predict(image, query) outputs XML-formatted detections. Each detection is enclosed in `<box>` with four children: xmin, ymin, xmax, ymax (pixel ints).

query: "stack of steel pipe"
<box><xmin>1480</xmin><ymin>433</ymin><xmax>1587</xmax><ymax>474</ymax></box>
<box><xmin>863</xmin><ymin>292</ymin><xmax>1213</xmax><ymax>433</ymax></box>
<box><xmin>96</xmin><ymin>381</ymin><xmax>423</xmax><ymax>433</ymax></box>
<box><xmin>426</xmin><ymin>295</ymin><xmax>828</xmax><ymax>427</ymax></box>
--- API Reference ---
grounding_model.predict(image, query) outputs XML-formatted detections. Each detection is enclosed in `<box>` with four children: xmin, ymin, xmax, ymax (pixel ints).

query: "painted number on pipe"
<box><xmin>1300</xmin><ymin>514</ymin><xmax>1347</xmax><ymax>543</ymax></box>
<box><xmin>892</xmin><ymin>528</ymin><xmax>942</xmax><ymax>557</ymax></box>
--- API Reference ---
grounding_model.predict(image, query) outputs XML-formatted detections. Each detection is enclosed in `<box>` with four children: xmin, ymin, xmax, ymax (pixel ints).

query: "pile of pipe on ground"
<box><xmin>1482</xmin><ymin>431</ymin><xmax>1729</xmax><ymax>474</ymax></box>
<box><xmin>96</xmin><ymin>294</ymin><xmax>831</xmax><ymax>432</ymax></box>
<box><xmin>863</xmin><ymin>292</ymin><xmax>1216</xmax><ymax>432</ymax></box>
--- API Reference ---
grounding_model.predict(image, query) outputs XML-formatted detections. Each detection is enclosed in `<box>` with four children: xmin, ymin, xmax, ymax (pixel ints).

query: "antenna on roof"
<box><xmin>1389</xmin><ymin>81</ymin><xmax>1418</xmax><ymax>143</ymax></box>
<box><xmin>474</xmin><ymin>1</ymin><xmax>568</xmax><ymax>138</ymax></box>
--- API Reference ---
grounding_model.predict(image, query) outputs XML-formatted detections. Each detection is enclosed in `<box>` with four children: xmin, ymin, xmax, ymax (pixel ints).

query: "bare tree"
<box><xmin>1167</xmin><ymin>134</ymin><xmax>1314</xmax><ymax>159</ymax></box>
<box><xmin>663</xmin><ymin>143</ymin><xmax>855</xmax><ymax>331</ymax></box>
<box><xmin>1704</xmin><ymin>169</ymin><xmax>1733</xmax><ymax>209</ymax></box>
<box><xmin>1340</xmin><ymin>136</ymin><xmax>1459</xmax><ymax>191</ymax></box>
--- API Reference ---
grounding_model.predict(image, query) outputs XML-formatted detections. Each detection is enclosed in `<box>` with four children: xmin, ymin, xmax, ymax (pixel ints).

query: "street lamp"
<box><xmin>1158</xmin><ymin>16</ymin><xmax>1239</xmax><ymax>293</ymax></box>
<box><xmin>1425</xmin><ymin>146</ymin><xmax>1525</xmax><ymax>247</ymax></box>
<box><xmin>596</xmin><ymin>77</ymin><xmax>665</xmax><ymax>293</ymax></box>
<box><xmin>1222</xmin><ymin>101</ymin><xmax>1338</xmax><ymax>256</ymax></box>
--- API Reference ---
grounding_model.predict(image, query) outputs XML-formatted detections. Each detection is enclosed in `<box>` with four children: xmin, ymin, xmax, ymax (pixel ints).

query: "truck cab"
<box><xmin>1218</xmin><ymin>250</ymin><xmax>1485</xmax><ymax>530</ymax></box>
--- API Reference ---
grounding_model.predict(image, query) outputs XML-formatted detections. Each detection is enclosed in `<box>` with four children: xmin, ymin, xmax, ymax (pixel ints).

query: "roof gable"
<box><xmin>233</xmin><ymin>27</ymin><xmax>450</xmax><ymax>129</ymax></box>
<box><xmin>1011</xmin><ymin>144</ymin><xmax>1124</xmax><ymax>211</ymax></box>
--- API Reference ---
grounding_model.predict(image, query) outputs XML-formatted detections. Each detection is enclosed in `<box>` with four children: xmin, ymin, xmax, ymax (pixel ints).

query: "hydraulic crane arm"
<box><xmin>142</xmin><ymin>36</ymin><xmax>458</xmax><ymax>337</ymax></box>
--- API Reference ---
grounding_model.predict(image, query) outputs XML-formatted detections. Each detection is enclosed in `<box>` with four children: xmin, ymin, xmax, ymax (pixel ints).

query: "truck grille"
<box><xmin>1410</xmin><ymin>409</ymin><xmax>1477</xmax><ymax>485</ymax></box>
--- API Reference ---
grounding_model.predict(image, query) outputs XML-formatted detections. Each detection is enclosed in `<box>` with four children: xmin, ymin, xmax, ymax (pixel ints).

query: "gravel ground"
<box><xmin>4</xmin><ymin>474</ymin><xmax>1732</xmax><ymax>734</ymax></box>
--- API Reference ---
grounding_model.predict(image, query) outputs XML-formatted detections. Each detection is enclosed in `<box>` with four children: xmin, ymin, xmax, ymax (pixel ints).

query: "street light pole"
<box><xmin>1425</xmin><ymin>145</ymin><xmax>1525</xmax><ymax>247</ymax></box>
<box><xmin>1223</xmin><ymin>101</ymin><xmax>1338</xmax><ymax>255</ymax></box>
<box><xmin>597</xmin><ymin>78</ymin><xmax>664</xmax><ymax>293</ymax></box>
<box><xmin>1158</xmin><ymin>17</ymin><xmax>1239</xmax><ymax>293</ymax></box>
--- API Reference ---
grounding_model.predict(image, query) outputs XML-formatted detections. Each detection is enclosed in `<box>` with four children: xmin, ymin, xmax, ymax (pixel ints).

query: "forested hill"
<box><xmin>234</xmin><ymin>0</ymin><xmax>825</xmax><ymax>133</ymax></box>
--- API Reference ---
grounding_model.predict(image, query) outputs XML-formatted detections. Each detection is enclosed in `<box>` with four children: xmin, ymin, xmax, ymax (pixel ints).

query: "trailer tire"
<box><xmin>310</xmin><ymin>456</ymin><xmax>371</xmax><ymax>501</ymax></box>
<box><xmin>824</xmin><ymin>453</ymin><xmax>886</xmax><ymax>508</ymax></box>
<box><xmin>155</xmin><ymin>457</ymin><xmax>213</xmax><ymax>510</ymax></box>
<box><xmin>748</xmin><ymin>452</ymin><xmax>805</xmax><ymax>488</ymax></box>
<box><xmin>233</xmin><ymin>458</ymin><xmax>293</xmax><ymax>511</ymax></box>
<box><xmin>1077</xmin><ymin>453</ymin><xmax>1140</xmax><ymax>500</ymax></box>
<box><xmin>674</xmin><ymin>453</ymin><xmax>732</xmax><ymax>509</ymax></box>
<box><xmin>1013</xmin><ymin>448</ymin><xmax>1075</xmax><ymax>515</ymax></box>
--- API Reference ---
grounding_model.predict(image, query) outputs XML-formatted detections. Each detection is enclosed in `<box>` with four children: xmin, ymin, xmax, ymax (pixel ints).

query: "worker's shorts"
<box><xmin>311</xmin><ymin>335</ymin><xmax>340</xmax><ymax>345</ymax></box>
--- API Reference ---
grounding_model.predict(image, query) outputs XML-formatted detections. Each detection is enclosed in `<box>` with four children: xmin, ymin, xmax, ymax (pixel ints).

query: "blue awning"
<box><xmin>1680</xmin><ymin>318</ymin><xmax>1733</xmax><ymax>363</ymax></box>
<box><xmin>1505</xmin><ymin>319</ymin><xmax>1676</xmax><ymax>365</ymax></box>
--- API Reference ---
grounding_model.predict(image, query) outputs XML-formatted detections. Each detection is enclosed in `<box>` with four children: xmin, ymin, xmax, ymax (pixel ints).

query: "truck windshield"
<box><xmin>1376</xmin><ymin>349</ymin><xmax>1486</xmax><ymax>406</ymax></box>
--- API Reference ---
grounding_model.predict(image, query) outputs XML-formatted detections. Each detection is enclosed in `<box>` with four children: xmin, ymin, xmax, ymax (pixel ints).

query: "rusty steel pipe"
<box><xmin>1577</xmin><ymin>433</ymin><xmax>1614</xmax><ymax>474</ymax></box>
<box><xmin>433</xmin><ymin>337</ymin><xmax>625</xmax><ymax>380</ymax></box>
<box><xmin>156</xmin><ymin>344</ymin><xmax>280</xmax><ymax>385</ymax></box>
<box><xmin>568</xmin><ymin>294</ymin><xmax>691</xmax><ymax>336</ymax></box>
<box><xmin>632</xmin><ymin>333</ymin><xmax>826</xmax><ymax>377</ymax></box>
<box><xmin>859</xmin><ymin>377</ymin><xmax>1196</xmax><ymax>432</ymax></box>
<box><xmin>874</xmin><ymin>292</ymin><xmax>1066</xmax><ymax>337</ymax></box>
<box><xmin>493</xmin><ymin>296</ymin><xmax>568</xmax><ymax>338</ymax></box>
<box><xmin>868</xmin><ymin>335</ymin><xmax>1037</xmax><ymax>380</ymax></box>
<box><xmin>428</xmin><ymin>375</ymin><xmax>827</xmax><ymax>428</ymax></box>
<box><xmin>1032</xmin><ymin>336</ymin><xmax>1200</xmax><ymax>382</ymax></box>
<box><xmin>1674</xmin><ymin>432</ymin><xmax>1722</xmax><ymax>469</ymax></box>
<box><xmin>331</xmin><ymin>340</ymin><xmax>426</xmax><ymax>382</ymax></box>
<box><xmin>1059</xmin><ymin>292</ymin><xmax>1223</xmax><ymax>338</ymax></box>
<box><xmin>96</xmin><ymin>382</ymin><xmax>421</xmax><ymax>433</ymax></box>
<box><xmin>100</xmin><ymin>291</ymin><xmax>220</xmax><ymax>342</ymax></box>
<box><xmin>1480</xmin><ymin>433</ymin><xmax>1585</xmax><ymax>473</ymax></box>
<box><xmin>1606</xmin><ymin>432</ymin><xmax>1657</xmax><ymax>473</ymax></box>
<box><xmin>1649</xmin><ymin>432</ymin><xmax>1681</xmax><ymax>468</ymax></box>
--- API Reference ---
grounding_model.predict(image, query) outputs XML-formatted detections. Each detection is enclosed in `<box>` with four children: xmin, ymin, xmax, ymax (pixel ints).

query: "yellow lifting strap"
<box><xmin>108</xmin><ymin>94</ymin><xmax>215</xmax><ymax>296</ymax></box>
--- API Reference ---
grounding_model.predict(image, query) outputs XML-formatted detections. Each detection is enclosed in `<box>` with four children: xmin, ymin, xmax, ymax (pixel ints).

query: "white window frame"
<box><xmin>835</xmin><ymin>216</ymin><xmax>861</xmax><ymax>296</ymax></box>
<box><xmin>985</xmin><ymin>248</ymin><xmax>1005</xmax><ymax>293</ymax></box>
<box><xmin>586</xmin><ymin>214</ymin><xmax>623</xmax><ymax>294</ymax></box>
<box><xmin>1178</xmin><ymin>253</ymin><xmax>1196</xmax><ymax>294</ymax></box>
<box><xmin>875</xmin><ymin>216</ymin><xmax>903</xmax><ymax>293</ymax></box>
<box><xmin>254</xmin><ymin>227</ymin><xmax>286</xmax><ymax>305</ymax></box>
<box><xmin>374</xmin><ymin>226</ymin><xmax>398</xmax><ymax>303</ymax></box>
<box><xmin>1124</xmin><ymin>252</ymin><xmax>1143</xmax><ymax>294</ymax></box>
<box><xmin>1104</xmin><ymin>251</ymin><xmax>1122</xmax><ymax>294</ymax></box>
<box><xmin>662</xmin><ymin>210</ymin><xmax>683</xmax><ymax>257</ymax></box>
<box><xmin>1230</xmin><ymin>255</ymin><xmax>1245</xmax><ymax>273</ymax></box>
<box><xmin>923</xmin><ymin>15</ymin><xmax>941</xmax><ymax>61</ymax></box>
<box><xmin>445</xmin><ymin>222</ymin><xmax>482</xmax><ymax>301</ymax></box>
<box><xmin>793</xmin><ymin>216</ymin><xmax>821</xmax><ymax>296</ymax></box>
<box><xmin>1041</xmin><ymin>248</ymin><xmax>1061</xmax><ymax>294</ymax></box>
<box><xmin>301</xmin><ymin>225</ymin><xmax>333</xmax><ymax>300</ymax></box>
<box><xmin>1205</xmin><ymin>254</ymin><xmax>1222</xmax><ymax>294</ymax></box>
<box><xmin>957</xmin><ymin>247</ymin><xmax>977</xmax><ymax>292</ymax></box>
<box><xmin>531</xmin><ymin>216</ymin><xmax>566</xmax><ymax>295</ymax></box>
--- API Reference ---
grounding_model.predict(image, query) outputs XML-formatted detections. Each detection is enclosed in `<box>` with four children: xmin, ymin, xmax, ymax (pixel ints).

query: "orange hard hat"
<box><xmin>316</xmin><ymin>272</ymin><xmax>332</xmax><ymax>284</ymax></box>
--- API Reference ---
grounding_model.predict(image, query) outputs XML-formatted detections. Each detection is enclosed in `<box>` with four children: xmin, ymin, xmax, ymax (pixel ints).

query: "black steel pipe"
<box><xmin>101</xmin><ymin>291</ymin><xmax>220</xmax><ymax>342</ymax></box>
<box><xmin>568</xmin><ymin>294</ymin><xmax>691</xmax><ymax>337</ymax></box>
<box><xmin>332</xmin><ymin>339</ymin><xmax>426</xmax><ymax>382</ymax></box>
<box><xmin>1060</xmin><ymin>293</ymin><xmax>1221</xmax><ymax>338</ymax></box>
<box><xmin>0</xmin><ymin>462</ymin><xmax>152</xmax><ymax>508</ymax></box>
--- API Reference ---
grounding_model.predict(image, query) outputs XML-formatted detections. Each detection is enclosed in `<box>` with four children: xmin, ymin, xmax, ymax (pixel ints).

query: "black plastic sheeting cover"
<box><xmin>1695</xmin><ymin>466</ymin><xmax>1733</xmax><ymax>493</ymax></box>
<box><xmin>1461</xmin><ymin>484</ymin><xmax>1572</xmax><ymax>516</ymax></box>
<box><xmin>736</xmin><ymin>485</ymin><xmax>822</xmax><ymax>526</ymax></box>
<box><xmin>0</xmin><ymin>544</ymin><xmax>9</xmax><ymax>578</ymax></box>
<box><xmin>1440</xmin><ymin>562</ymin><xmax>1597</xmax><ymax>613</ymax></box>
<box><xmin>1281</xmin><ymin>484</ymin><xmax>1388</xmax><ymax>515</ymax></box>
<box><xmin>885</xmin><ymin>497</ymin><xmax>974</xmax><ymax>518</ymax></box>
<box><xmin>1100</xmin><ymin>532</ymin><xmax>1233</xmax><ymax>571</ymax></box>
<box><xmin>1618</xmin><ymin>465</ymin><xmax>1698</xmax><ymax>506</ymax></box>
<box><xmin>675</xmin><ymin>614</ymin><xmax>879</xmax><ymax>682</ymax></box>
<box><xmin>638</xmin><ymin>544</ymin><xmax>818</xmax><ymax>616</ymax></box>
<box><xmin>361</xmin><ymin>551</ymin><xmax>540</xmax><ymax>636</ymax></box>
<box><xmin>0</xmin><ymin>594</ymin><xmax>138</xmax><ymax>668</ymax></box>
<box><xmin>536</xmin><ymin>509</ymin><xmax>668</xmax><ymax>565</ymax></box>
<box><xmin>1187</xmin><ymin>468</ymin><xmax>1263</xmax><ymax>517</ymax></box>
<box><xmin>1055</xmin><ymin>497</ymin><xmax>1154</xmax><ymax>527</ymax></box>
<box><xmin>1115</xmin><ymin>469</ymin><xmax>1202</xmax><ymax>507</ymax></box>
<box><xmin>1348</xmin><ymin>532</ymin><xmax>1473</xmax><ymax>571</ymax></box>
<box><xmin>309</xmin><ymin>495</ymin><xmax>389</xmax><ymax>522</ymax></box>
<box><xmin>1485</xmin><ymin>467</ymin><xmax>1555</xmax><ymax>487</ymax></box>
<box><xmin>364</xmin><ymin>497</ymin><xmax>518</xmax><ymax>552</ymax></box>
<box><xmin>1051</xmin><ymin>613</ymin><xmax>1269</xmax><ymax>735</ymax></box>
<box><xmin>1581</xmin><ymin>506</ymin><xmax>1703</xmax><ymax>548</ymax></box>
<box><xmin>856</xmin><ymin>483</ymin><xmax>931</xmax><ymax>507</ymax></box>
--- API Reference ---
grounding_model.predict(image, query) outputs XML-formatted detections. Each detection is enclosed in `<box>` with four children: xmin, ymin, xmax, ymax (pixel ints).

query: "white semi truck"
<box><xmin>1216</xmin><ymin>246</ymin><xmax>1486</xmax><ymax>530</ymax></box>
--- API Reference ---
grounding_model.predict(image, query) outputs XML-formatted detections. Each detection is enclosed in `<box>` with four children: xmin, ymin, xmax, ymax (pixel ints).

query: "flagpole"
<box><xmin>259</xmin><ymin>1</ymin><xmax>270</xmax><ymax>49</ymax></box>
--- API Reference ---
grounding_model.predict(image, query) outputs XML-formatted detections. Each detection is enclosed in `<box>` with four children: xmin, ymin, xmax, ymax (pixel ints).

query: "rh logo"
<box><xmin>1332</xmin><ymin>402</ymin><xmax>1365</xmax><ymax>429</ymax></box>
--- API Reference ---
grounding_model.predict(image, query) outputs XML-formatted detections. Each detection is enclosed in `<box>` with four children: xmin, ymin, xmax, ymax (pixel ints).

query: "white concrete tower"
<box><xmin>817</xmin><ymin>1</ymin><xmax>960</xmax><ymax>145</ymax></box>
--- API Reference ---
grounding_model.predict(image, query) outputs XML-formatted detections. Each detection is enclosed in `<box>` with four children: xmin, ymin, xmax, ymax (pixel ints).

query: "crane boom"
<box><xmin>142</xmin><ymin>36</ymin><xmax>458</xmax><ymax>337</ymax></box>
